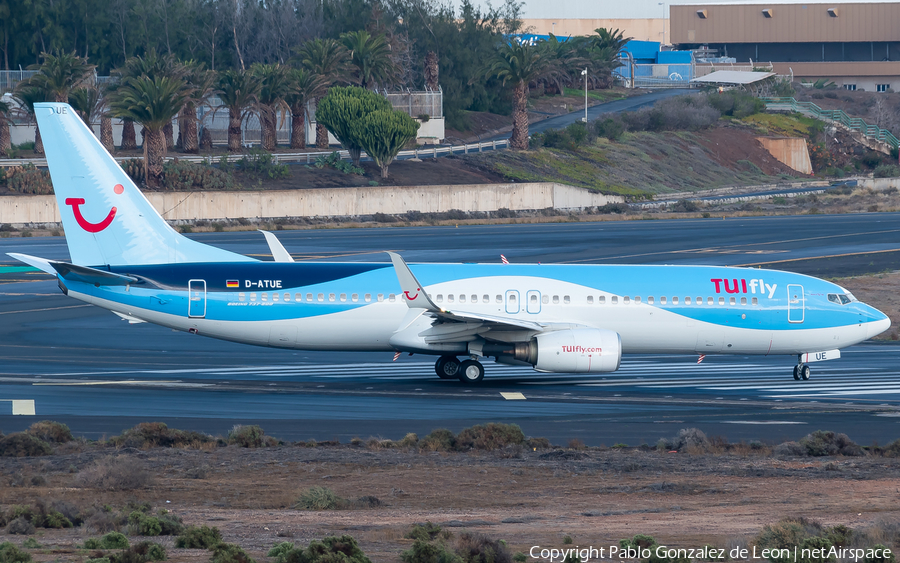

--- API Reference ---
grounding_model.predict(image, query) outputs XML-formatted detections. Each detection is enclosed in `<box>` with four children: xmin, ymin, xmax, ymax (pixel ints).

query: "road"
<box><xmin>1</xmin><ymin>214</ymin><xmax>899</xmax><ymax>445</ymax></box>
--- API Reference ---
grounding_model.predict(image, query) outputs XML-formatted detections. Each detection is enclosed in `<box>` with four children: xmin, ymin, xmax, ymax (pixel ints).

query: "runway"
<box><xmin>1</xmin><ymin>214</ymin><xmax>899</xmax><ymax>445</ymax></box>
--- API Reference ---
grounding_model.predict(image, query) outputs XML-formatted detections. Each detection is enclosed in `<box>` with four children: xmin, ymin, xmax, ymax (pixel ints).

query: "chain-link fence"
<box><xmin>0</xmin><ymin>70</ymin><xmax>38</xmax><ymax>93</ymax></box>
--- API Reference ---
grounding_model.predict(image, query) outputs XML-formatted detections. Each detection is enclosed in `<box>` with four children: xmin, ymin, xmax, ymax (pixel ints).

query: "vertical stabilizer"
<box><xmin>35</xmin><ymin>102</ymin><xmax>253</xmax><ymax>266</ymax></box>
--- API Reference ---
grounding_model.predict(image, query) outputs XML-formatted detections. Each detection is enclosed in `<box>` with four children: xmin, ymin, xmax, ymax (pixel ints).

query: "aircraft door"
<box><xmin>188</xmin><ymin>279</ymin><xmax>207</xmax><ymax>318</ymax></box>
<box><xmin>505</xmin><ymin>290</ymin><xmax>520</xmax><ymax>314</ymax></box>
<box><xmin>526</xmin><ymin>290</ymin><xmax>541</xmax><ymax>314</ymax></box>
<box><xmin>787</xmin><ymin>284</ymin><xmax>804</xmax><ymax>323</ymax></box>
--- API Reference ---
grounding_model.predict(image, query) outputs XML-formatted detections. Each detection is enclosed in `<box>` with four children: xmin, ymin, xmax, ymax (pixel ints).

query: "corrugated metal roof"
<box><xmin>690</xmin><ymin>70</ymin><xmax>777</xmax><ymax>84</ymax></box>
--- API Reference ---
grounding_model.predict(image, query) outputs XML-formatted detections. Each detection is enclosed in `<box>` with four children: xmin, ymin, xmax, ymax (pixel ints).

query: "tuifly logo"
<box><xmin>403</xmin><ymin>288</ymin><xmax>420</xmax><ymax>301</ymax></box>
<box><xmin>65</xmin><ymin>184</ymin><xmax>124</xmax><ymax>233</ymax></box>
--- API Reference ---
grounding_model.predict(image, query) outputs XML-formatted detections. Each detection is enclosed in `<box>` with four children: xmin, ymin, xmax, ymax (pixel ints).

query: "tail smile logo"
<box><xmin>66</xmin><ymin>196</ymin><xmax>117</xmax><ymax>233</ymax></box>
<box><xmin>404</xmin><ymin>288</ymin><xmax>420</xmax><ymax>301</ymax></box>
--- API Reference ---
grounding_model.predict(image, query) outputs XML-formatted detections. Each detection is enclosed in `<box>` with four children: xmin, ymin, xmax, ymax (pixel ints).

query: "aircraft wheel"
<box><xmin>793</xmin><ymin>365</ymin><xmax>801</xmax><ymax>381</ymax></box>
<box><xmin>458</xmin><ymin>359</ymin><xmax>485</xmax><ymax>384</ymax></box>
<box><xmin>435</xmin><ymin>355</ymin><xmax>461</xmax><ymax>379</ymax></box>
<box><xmin>800</xmin><ymin>364</ymin><xmax>811</xmax><ymax>380</ymax></box>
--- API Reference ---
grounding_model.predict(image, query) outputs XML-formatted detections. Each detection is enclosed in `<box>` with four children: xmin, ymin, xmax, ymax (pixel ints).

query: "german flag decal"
<box><xmin>226</xmin><ymin>280</ymin><xmax>240</xmax><ymax>288</ymax></box>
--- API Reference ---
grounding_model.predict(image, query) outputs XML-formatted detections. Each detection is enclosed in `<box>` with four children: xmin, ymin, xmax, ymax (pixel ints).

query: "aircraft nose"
<box><xmin>867</xmin><ymin>310</ymin><xmax>892</xmax><ymax>339</ymax></box>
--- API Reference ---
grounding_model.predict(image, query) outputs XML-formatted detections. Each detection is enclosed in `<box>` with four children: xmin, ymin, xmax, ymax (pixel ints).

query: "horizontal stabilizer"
<box><xmin>7</xmin><ymin>253</ymin><xmax>57</xmax><ymax>275</ymax></box>
<box><xmin>50</xmin><ymin>262</ymin><xmax>138</xmax><ymax>286</ymax></box>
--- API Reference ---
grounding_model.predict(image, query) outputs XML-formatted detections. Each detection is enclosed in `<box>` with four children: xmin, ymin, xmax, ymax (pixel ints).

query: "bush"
<box><xmin>162</xmin><ymin>160</ymin><xmax>236</xmax><ymax>191</ymax></box>
<box><xmin>298</xmin><ymin>536</ymin><xmax>371</xmax><ymax>563</ymax></box>
<box><xmin>882</xmin><ymin>439</ymin><xmax>900</xmax><ymax>457</ymax></box>
<box><xmin>268</xmin><ymin>542</ymin><xmax>295</xmax><ymax>562</ymax></box>
<box><xmin>295</xmin><ymin>486</ymin><xmax>346</xmax><ymax>510</ymax></box>
<box><xmin>406</xmin><ymin>522</ymin><xmax>448</xmax><ymax>542</ymax></box>
<box><xmin>420</xmin><ymin>429</ymin><xmax>456</xmax><ymax>452</ymax></box>
<box><xmin>456</xmin><ymin>423</ymin><xmax>525</xmax><ymax>451</ymax></box>
<box><xmin>401</xmin><ymin>540</ymin><xmax>463</xmax><ymax>563</ymax></box>
<box><xmin>227</xmin><ymin>425</ymin><xmax>278</xmax><ymax>448</ymax></box>
<box><xmin>127</xmin><ymin>509</ymin><xmax>182</xmax><ymax>536</ymax></box>
<box><xmin>0</xmin><ymin>433</ymin><xmax>53</xmax><ymax>457</ymax></box>
<box><xmin>455</xmin><ymin>532</ymin><xmax>512</xmax><ymax>563</ymax></box>
<box><xmin>175</xmin><ymin>525</ymin><xmax>222</xmax><ymax>549</ymax></box>
<box><xmin>773</xmin><ymin>441</ymin><xmax>805</xmax><ymax>456</ymax></box>
<box><xmin>755</xmin><ymin>518</ymin><xmax>823</xmax><ymax>563</ymax></box>
<box><xmin>670</xmin><ymin>199</ymin><xmax>700</xmax><ymax>213</ymax></box>
<box><xmin>0</xmin><ymin>542</ymin><xmax>32</xmax><ymax>563</ymax></box>
<box><xmin>873</xmin><ymin>164</ymin><xmax>900</xmax><ymax>178</ymax></box>
<box><xmin>5</xmin><ymin>517</ymin><xmax>35</xmax><ymax>535</ymax></box>
<box><xmin>98</xmin><ymin>532</ymin><xmax>130</xmax><ymax>550</ymax></box>
<box><xmin>21</xmin><ymin>539</ymin><xmax>39</xmax><ymax>550</ymax></box>
<box><xmin>799</xmin><ymin>431</ymin><xmax>863</xmax><ymax>457</ymax></box>
<box><xmin>673</xmin><ymin>428</ymin><xmax>710</xmax><ymax>452</ymax></box>
<box><xmin>121</xmin><ymin>159</ymin><xmax>145</xmax><ymax>184</ymax></box>
<box><xmin>74</xmin><ymin>457</ymin><xmax>152</xmax><ymax>490</ymax></box>
<box><xmin>3</xmin><ymin>164</ymin><xmax>53</xmax><ymax>194</ymax></box>
<box><xmin>130</xmin><ymin>542</ymin><xmax>167</xmax><ymax>562</ymax></box>
<box><xmin>399</xmin><ymin>433</ymin><xmax>419</xmax><ymax>448</ymax></box>
<box><xmin>594</xmin><ymin>117</ymin><xmax>625</xmax><ymax>141</ymax></box>
<box><xmin>313</xmin><ymin>152</ymin><xmax>364</xmax><ymax>175</ymax></box>
<box><xmin>237</xmin><ymin>150</ymin><xmax>290</xmax><ymax>179</ymax></box>
<box><xmin>111</xmin><ymin>421</ymin><xmax>215</xmax><ymax>449</ymax></box>
<box><xmin>211</xmin><ymin>544</ymin><xmax>256</xmax><ymax>563</ymax></box>
<box><xmin>26</xmin><ymin>420</ymin><xmax>74</xmax><ymax>443</ymax></box>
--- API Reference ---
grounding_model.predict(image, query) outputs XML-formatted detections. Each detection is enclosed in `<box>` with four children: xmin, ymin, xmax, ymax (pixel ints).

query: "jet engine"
<box><xmin>508</xmin><ymin>328</ymin><xmax>622</xmax><ymax>373</ymax></box>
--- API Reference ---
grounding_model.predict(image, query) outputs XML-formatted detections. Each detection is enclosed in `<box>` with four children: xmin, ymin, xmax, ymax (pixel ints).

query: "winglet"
<box><xmin>387</xmin><ymin>252</ymin><xmax>441</xmax><ymax>311</ymax></box>
<box><xmin>259</xmin><ymin>230</ymin><xmax>294</xmax><ymax>263</ymax></box>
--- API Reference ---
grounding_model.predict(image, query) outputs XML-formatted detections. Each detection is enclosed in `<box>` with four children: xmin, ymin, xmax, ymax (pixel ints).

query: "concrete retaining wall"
<box><xmin>0</xmin><ymin>182</ymin><xmax>623</xmax><ymax>227</ymax></box>
<box><xmin>757</xmin><ymin>137</ymin><xmax>813</xmax><ymax>175</ymax></box>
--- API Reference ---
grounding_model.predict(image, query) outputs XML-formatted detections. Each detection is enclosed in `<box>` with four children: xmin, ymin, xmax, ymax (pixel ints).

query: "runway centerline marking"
<box><xmin>500</xmin><ymin>392</ymin><xmax>527</xmax><ymax>400</ymax></box>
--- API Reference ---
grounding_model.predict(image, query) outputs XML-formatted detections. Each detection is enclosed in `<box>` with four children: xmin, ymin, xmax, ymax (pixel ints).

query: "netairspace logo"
<box><xmin>528</xmin><ymin>545</ymin><xmax>894</xmax><ymax>563</ymax></box>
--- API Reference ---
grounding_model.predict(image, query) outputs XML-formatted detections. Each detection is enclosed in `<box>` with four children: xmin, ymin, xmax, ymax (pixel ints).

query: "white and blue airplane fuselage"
<box><xmin>10</xmin><ymin>103</ymin><xmax>891</xmax><ymax>384</ymax></box>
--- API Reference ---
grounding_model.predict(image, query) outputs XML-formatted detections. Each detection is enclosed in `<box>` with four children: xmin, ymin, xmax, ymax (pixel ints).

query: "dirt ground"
<box><xmin>2</xmin><ymin>443</ymin><xmax>899</xmax><ymax>563</ymax></box>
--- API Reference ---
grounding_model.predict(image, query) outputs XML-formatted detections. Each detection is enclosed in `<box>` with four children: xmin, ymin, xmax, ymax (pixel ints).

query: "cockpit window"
<box><xmin>828</xmin><ymin>293</ymin><xmax>852</xmax><ymax>305</ymax></box>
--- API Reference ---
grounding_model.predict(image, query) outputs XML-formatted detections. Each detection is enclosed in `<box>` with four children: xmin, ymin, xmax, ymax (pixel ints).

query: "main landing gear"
<box><xmin>434</xmin><ymin>355</ymin><xmax>485</xmax><ymax>384</ymax></box>
<box><xmin>793</xmin><ymin>361</ymin><xmax>811</xmax><ymax>381</ymax></box>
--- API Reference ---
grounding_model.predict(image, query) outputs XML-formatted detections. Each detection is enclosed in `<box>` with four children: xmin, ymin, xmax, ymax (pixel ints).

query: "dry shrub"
<box><xmin>82</xmin><ymin>507</ymin><xmax>122</xmax><ymax>534</ymax></box>
<box><xmin>420</xmin><ymin>429</ymin><xmax>455</xmax><ymax>452</ymax></box>
<box><xmin>5</xmin><ymin>517</ymin><xmax>35</xmax><ymax>535</ymax></box>
<box><xmin>405</xmin><ymin>522</ymin><xmax>449</xmax><ymax>542</ymax></box>
<box><xmin>673</xmin><ymin>428</ymin><xmax>710</xmax><ymax>453</ymax></box>
<box><xmin>456</xmin><ymin>423</ymin><xmax>525</xmax><ymax>451</ymax></box>
<box><xmin>295</xmin><ymin>487</ymin><xmax>346</xmax><ymax>510</ymax></box>
<box><xmin>175</xmin><ymin>525</ymin><xmax>222</xmax><ymax>549</ymax></box>
<box><xmin>74</xmin><ymin>457</ymin><xmax>151</xmax><ymax>490</ymax></box>
<box><xmin>455</xmin><ymin>532</ymin><xmax>512</xmax><ymax>563</ymax></box>
<box><xmin>399</xmin><ymin>433</ymin><xmax>419</xmax><ymax>448</ymax></box>
<box><xmin>0</xmin><ymin>541</ymin><xmax>32</xmax><ymax>563</ymax></box>
<box><xmin>773</xmin><ymin>441</ymin><xmax>806</xmax><ymax>457</ymax></box>
<box><xmin>401</xmin><ymin>540</ymin><xmax>461</xmax><ymax>563</ymax></box>
<box><xmin>301</xmin><ymin>535</ymin><xmax>371</xmax><ymax>563</ymax></box>
<box><xmin>110</xmin><ymin>422</ymin><xmax>215</xmax><ymax>448</ymax></box>
<box><xmin>0</xmin><ymin>434</ymin><xmax>53</xmax><ymax>457</ymax></box>
<box><xmin>227</xmin><ymin>425</ymin><xmax>278</xmax><ymax>448</ymax></box>
<box><xmin>26</xmin><ymin>421</ymin><xmax>74</xmax><ymax>443</ymax></box>
<box><xmin>879</xmin><ymin>439</ymin><xmax>900</xmax><ymax>457</ymax></box>
<box><xmin>799</xmin><ymin>430</ymin><xmax>864</xmax><ymax>456</ymax></box>
<box><xmin>754</xmin><ymin>517</ymin><xmax>823</xmax><ymax>556</ymax></box>
<box><xmin>527</xmin><ymin>437</ymin><xmax>552</xmax><ymax>450</ymax></box>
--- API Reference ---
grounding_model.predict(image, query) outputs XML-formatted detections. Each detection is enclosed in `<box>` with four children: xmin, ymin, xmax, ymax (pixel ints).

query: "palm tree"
<box><xmin>283</xmin><ymin>68</ymin><xmax>325</xmax><ymax>150</ymax></box>
<box><xmin>12</xmin><ymin>84</ymin><xmax>48</xmax><ymax>155</ymax></box>
<box><xmin>484</xmin><ymin>41</ymin><xmax>551</xmax><ymax>150</ymax></box>
<box><xmin>589</xmin><ymin>28</ymin><xmax>632</xmax><ymax>89</ymax></box>
<box><xmin>28</xmin><ymin>51</ymin><xmax>96</xmax><ymax>103</ymax></box>
<box><xmin>293</xmin><ymin>38</ymin><xmax>351</xmax><ymax>149</ymax></box>
<box><xmin>110</xmin><ymin>75</ymin><xmax>189</xmax><ymax>187</ymax></box>
<box><xmin>178</xmin><ymin>62</ymin><xmax>216</xmax><ymax>153</ymax></box>
<box><xmin>539</xmin><ymin>34</ymin><xmax>588</xmax><ymax>95</ymax></box>
<box><xmin>69</xmin><ymin>83</ymin><xmax>116</xmax><ymax>152</ymax></box>
<box><xmin>340</xmin><ymin>30</ymin><xmax>398</xmax><ymax>89</ymax></box>
<box><xmin>216</xmin><ymin>69</ymin><xmax>260</xmax><ymax>152</ymax></box>
<box><xmin>0</xmin><ymin>101</ymin><xmax>11</xmax><ymax>157</ymax></box>
<box><xmin>113</xmin><ymin>51</ymin><xmax>187</xmax><ymax>151</ymax></box>
<box><xmin>251</xmin><ymin>63</ymin><xmax>292</xmax><ymax>152</ymax></box>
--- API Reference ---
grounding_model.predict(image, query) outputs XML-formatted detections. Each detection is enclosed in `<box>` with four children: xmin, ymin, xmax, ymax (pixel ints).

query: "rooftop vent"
<box><xmin>827</xmin><ymin>7</ymin><xmax>839</xmax><ymax>17</ymax></box>
<box><xmin>762</xmin><ymin>8</ymin><xmax>773</xmax><ymax>17</ymax></box>
<box><xmin>696</xmin><ymin>9</ymin><xmax>708</xmax><ymax>18</ymax></box>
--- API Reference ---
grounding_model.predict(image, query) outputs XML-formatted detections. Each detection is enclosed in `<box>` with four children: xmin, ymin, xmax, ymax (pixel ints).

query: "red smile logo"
<box><xmin>404</xmin><ymin>288</ymin><xmax>420</xmax><ymax>301</ymax></box>
<box><xmin>65</xmin><ymin>184</ymin><xmax>122</xmax><ymax>233</ymax></box>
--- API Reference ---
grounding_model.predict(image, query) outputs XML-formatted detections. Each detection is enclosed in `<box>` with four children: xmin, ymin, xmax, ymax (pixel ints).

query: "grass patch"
<box><xmin>562</xmin><ymin>87</ymin><xmax>625</xmax><ymax>102</ymax></box>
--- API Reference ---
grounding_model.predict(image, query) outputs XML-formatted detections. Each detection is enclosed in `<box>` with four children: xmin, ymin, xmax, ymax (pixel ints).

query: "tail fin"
<box><xmin>35</xmin><ymin>102</ymin><xmax>252</xmax><ymax>266</ymax></box>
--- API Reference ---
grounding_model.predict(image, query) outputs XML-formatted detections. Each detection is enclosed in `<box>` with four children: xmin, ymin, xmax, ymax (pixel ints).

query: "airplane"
<box><xmin>8</xmin><ymin>103</ymin><xmax>892</xmax><ymax>384</ymax></box>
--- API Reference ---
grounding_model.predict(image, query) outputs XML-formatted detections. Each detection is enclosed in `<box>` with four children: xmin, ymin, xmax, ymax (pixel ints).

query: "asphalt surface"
<box><xmin>1</xmin><ymin>213</ymin><xmax>899</xmax><ymax>445</ymax></box>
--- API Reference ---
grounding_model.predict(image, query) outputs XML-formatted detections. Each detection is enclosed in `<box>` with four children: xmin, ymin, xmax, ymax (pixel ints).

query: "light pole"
<box><xmin>581</xmin><ymin>68</ymin><xmax>588</xmax><ymax>123</ymax></box>
<box><xmin>552</xmin><ymin>22</ymin><xmax>556</xmax><ymax>36</ymax></box>
<box><xmin>658</xmin><ymin>2</ymin><xmax>666</xmax><ymax>45</ymax></box>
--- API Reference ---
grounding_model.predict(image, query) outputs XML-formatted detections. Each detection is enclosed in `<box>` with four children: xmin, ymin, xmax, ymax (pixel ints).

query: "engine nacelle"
<box><xmin>512</xmin><ymin>328</ymin><xmax>622</xmax><ymax>373</ymax></box>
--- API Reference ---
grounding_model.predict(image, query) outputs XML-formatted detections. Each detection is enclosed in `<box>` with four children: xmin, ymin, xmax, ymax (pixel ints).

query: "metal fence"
<box><xmin>762</xmin><ymin>96</ymin><xmax>899</xmax><ymax>149</ymax></box>
<box><xmin>616</xmin><ymin>59</ymin><xmax>775</xmax><ymax>89</ymax></box>
<box><xmin>0</xmin><ymin>70</ymin><xmax>37</xmax><ymax>93</ymax></box>
<box><xmin>379</xmin><ymin>88</ymin><xmax>443</xmax><ymax>119</ymax></box>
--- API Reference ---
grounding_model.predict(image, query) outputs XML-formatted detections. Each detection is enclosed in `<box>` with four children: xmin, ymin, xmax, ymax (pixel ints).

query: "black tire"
<box><xmin>457</xmin><ymin>359</ymin><xmax>485</xmax><ymax>384</ymax></box>
<box><xmin>800</xmin><ymin>364</ymin><xmax>811</xmax><ymax>380</ymax></box>
<box><xmin>435</xmin><ymin>355</ymin><xmax>460</xmax><ymax>379</ymax></box>
<box><xmin>793</xmin><ymin>365</ymin><xmax>801</xmax><ymax>381</ymax></box>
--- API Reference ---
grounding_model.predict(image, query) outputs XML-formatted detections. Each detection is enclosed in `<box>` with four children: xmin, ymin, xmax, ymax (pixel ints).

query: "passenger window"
<box><xmin>648</xmin><ymin>296</ymin><xmax>654</xmax><ymax>304</ymax></box>
<box><xmin>318</xmin><ymin>293</ymin><xmax>324</xmax><ymax>302</ymax></box>
<box><xmin>729</xmin><ymin>297</ymin><xmax>736</xmax><ymax>305</ymax></box>
<box><xmin>448</xmin><ymin>295</ymin><xmax>455</xmax><ymax>303</ymax></box>
<box><xmin>483</xmin><ymin>295</ymin><xmax>489</xmax><ymax>303</ymax></box>
<box><xmin>752</xmin><ymin>297</ymin><xmax>758</xmax><ymax>305</ymax></box>
<box><xmin>328</xmin><ymin>293</ymin><xmax>336</xmax><ymax>302</ymax></box>
<box><xmin>564</xmin><ymin>295</ymin><xmax>570</xmax><ymax>304</ymax></box>
<box><xmin>542</xmin><ymin>295</ymin><xmax>549</xmax><ymax>304</ymax></box>
<box><xmin>552</xmin><ymin>295</ymin><xmax>559</xmax><ymax>304</ymax></box>
<box><xmin>672</xmin><ymin>297</ymin><xmax>678</xmax><ymax>304</ymax></box>
<box><xmin>272</xmin><ymin>293</ymin><xmax>279</xmax><ymax>302</ymax></box>
<box><xmin>718</xmin><ymin>297</ymin><xmax>724</xmax><ymax>305</ymax></box>
<box><xmin>684</xmin><ymin>297</ymin><xmax>691</xmax><ymax>304</ymax></box>
<box><xmin>696</xmin><ymin>297</ymin><xmax>702</xmax><ymax>305</ymax></box>
<box><xmin>262</xmin><ymin>293</ymin><xmax>268</xmax><ymax>302</ymax></box>
<box><xmin>377</xmin><ymin>294</ymin><xmax>384</xmax><ymax>302</ymax></box>
<box><xmin>340</xmin><ymin>293</ymin><xmax>347</xmax><ymax>302</ymax></box>
<box><xmin>294</xmin><ymin>293</ymin><xmax>300</xmax><ymax>302</ymax></box>
<box><xmin>389</xmin><ymin>294</ymin><xmax>396</xmax><ymax>302</ymax></box>
<box><xmin>459</xmin><ymin>295</ymin><xmax>466</xmax><ymax>303</ymax></box>
<box><xmin>239</xmin><ymin>292</ymin><xmax>246</xmax><ymax>302</ymax></box>
<box><xmin>250</xmin><ymin>293</ymin><xmax>257</xmax><ymax>302</ymax></box>
<box><xmin>436</xmin><ymin>295</ymin><xmax>443</xmax><ymax>303</ymax></box>
<box><xmin>587</xmin><ymin>296</ymin><xmax>594</xmax><ymax>304</ymax></box>
<box><xmin>623</xmin><ymin>296</ymin><xmax>630</xmax><ymax>304</ymax></box>
<box><xmin>741</xmin><ymin>297</ymin><xmax>747</xmax><ymax>305</ymax></box>
<box><xmin>471</xmin><ymin>294</ymin><xmax>478</xmax><ymax>303</ymax></box>
<box><xmin>531</xmin><ymin>294</ymin><xmax>539</xmax><ymax>303</ymax></box>
<box><xmin>509</xmin><ymin>294</ymin><xmax>517</xmax><ymax>303</ymax></box>
<box><xmin>707</xmin><ymin>297</ymin><xmax>713</xmax><ymax>305</ymax></box>
<box><xmin>611</xmin><ymin>296</ymin><xmax>618</xmax><ymax>304</ymax></box>
<box><xmin>598</xmin><ymin>296</ymin><xmax>605</xmax><ymax>304</ymax></box>
<box><xmin>351</xmin><ymin>294</ymin><xmax>358</xmax><ymax>302</ymax></box>
<box><xmin>306</xmin><ymin>293</ymin><xmax>313</xmax><ymax>302</ymax></box>
<box><xmin>634</xmin><ymin>296</ymin><xmax>641</xmax><ymax>303</ymax></box>
<box><xmin>284</xmin><ymin>293</ymin><xmax>290</xmax><ymax>302</ymax></box>
<box><xmin>496</xmin><ymin>295</ymin><xmax>502</xmax><ymax>303</ymax></box>
<box><xmin>365</xmin><ymin>294</ymin><xmax>372</xmax><ymax>302</ymax></box>
<box><xmin>660</xmin><ymin>296</ymin><xmax>667</xmax><ymax>304</ymax></box>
